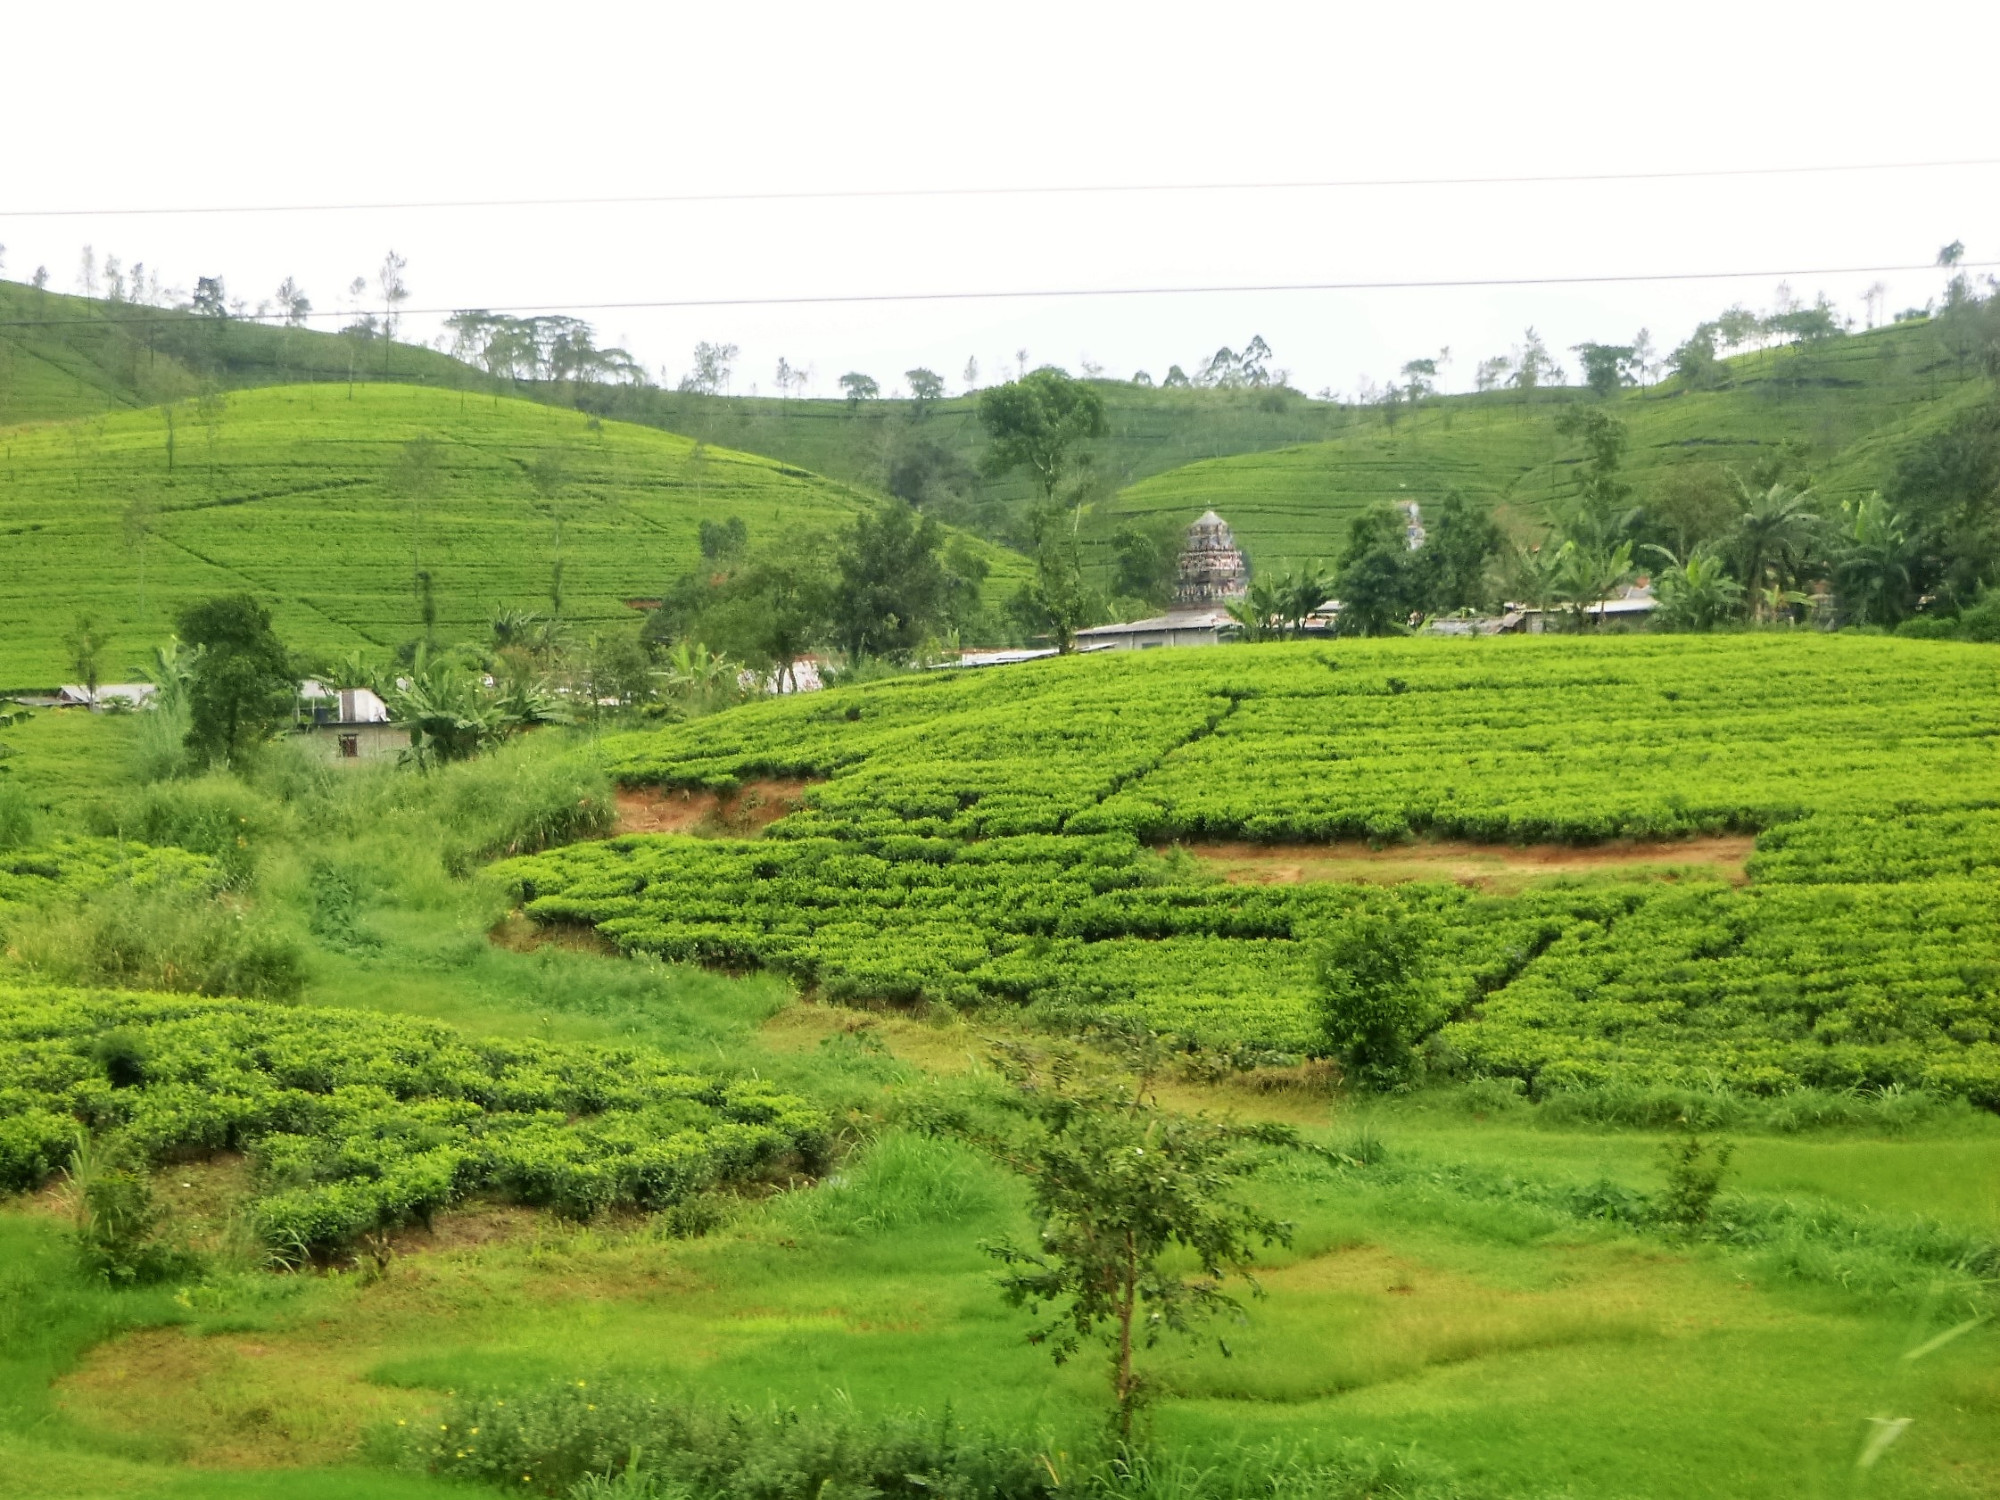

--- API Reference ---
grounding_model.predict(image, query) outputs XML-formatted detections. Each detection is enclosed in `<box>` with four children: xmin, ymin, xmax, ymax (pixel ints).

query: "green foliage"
<box><xmin>5</xmin><ymin>880</ymin><xmax>305</xmax><ymax>1000</ymax></box>
<box><xmin>1657</xmin><ymin>1125</ymin><xmax>1735</xmax><ymax>1232</ymax></box>
<box><xmin>61</xmin><ymin>1128</ymin><xmax>186</xmax><ymax>1284</ymax></box>
<box><xmin>833</xmin><ymin>501</ymin><xmax>954</xmax><ymax>661</ymax></box>
<box><xmin>406</xmin><ymin>1382</ymin><xmax>1056</xmax><ymax>1498</ymax></box>
<box><xmin>1313</xmin><ymin>909</ymin><xmax>1434</xmax><ymax>1085</ymax></box>
<box><xmin>0</xmin><ymin>988</ymin><xmax>825</xmax><ymax>1255</ymax></box>
<box><xmin>984</xmin><ymin>1042</ymin><xmax>1287</xmax><ymax>1438</ymax></box>
<box><xmin>1646</xmin><ymin>547</ymin><xmax>1744</xmax><ymax>631</ymax></box>
<box><xmin>979</xmin><ymin>369</ymin><xmax>1110</xmax><ymax>502</ymax></box>
<box><xmin>176</xmin><ymin>594</ymin><xmax>293</xmax><ymax>766</ymax></box>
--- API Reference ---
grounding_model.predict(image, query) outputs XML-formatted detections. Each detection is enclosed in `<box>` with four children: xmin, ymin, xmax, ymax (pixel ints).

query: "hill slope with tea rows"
<box><xmin>1095</xmin><ymin>319</ymin><xmax>1999</xmax><ymax>567</ymax></box>
<box><xmin>0</xmin><ymin>382</ymin><xmax>1022</xmax><ymax>685</ymax></box>
<box><xmin>501</xmin><ymin>636</ymin><xmax>2000</xmax><ymax>1100</ymax></box>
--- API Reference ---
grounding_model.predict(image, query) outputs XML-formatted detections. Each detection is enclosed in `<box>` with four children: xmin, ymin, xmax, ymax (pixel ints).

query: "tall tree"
<box><xmin>832</xmin><ymin>501</ymin><xmax>949</xmax><ymax>660</ymax></box>
<box><xmin>838</xmin><ymin>371</ymin><xmax>879</xmax><ymax>406</ymax></box>
<box><xmin>977</xmin><ymin>367</ymin><xmax>1108</xmax><ymax>504</ymax></box>
<box><xmin>1729</xmin><ymin>479</ymin><xmax>1819</xmax><ymax>619</ymax></box>
<box><xmin>905</xmin><ymin>367</ymin><xmax>945</xmax><ymax>413</ymax></box>
<box><xmin>63</xmin><ymin>615</ymin><xmax>108</xmax><ymax>702</ymax></box>
<box><xmin>1571</xmin><ymin>342</ymin><xmax>1639</xmax><ymax>399</ymax></box>
<box><xmin>177</xmin><ymin>595</ymin><xmax>292</xmax><ymax>767</ymax></box>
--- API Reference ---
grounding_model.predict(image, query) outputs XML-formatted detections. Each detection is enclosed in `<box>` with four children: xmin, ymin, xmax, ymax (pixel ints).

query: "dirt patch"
<box><xmin>1184</xmin><ymin>835</ymin><xmax>1755</xmax><ymax>891</ymax></box>
<box><xmin>615</xmin><ymin>778</ymin><xmax>819</xmax><ymax>837</ymax></box>
<box><xmin>488</xmin><ymin>911</ymin><xmax>620</xmax><ymax>955</ymax></box>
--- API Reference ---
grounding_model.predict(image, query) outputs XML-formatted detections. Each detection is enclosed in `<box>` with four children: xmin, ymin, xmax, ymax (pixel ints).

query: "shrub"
<box><xmin>404</xmin><ymin>1382</ymin><xmax>1056</xmax><ymax>1499</ymax></box>
<box><xmin>63</xmin><ymin>1130</ymin><xmax>187</xmax><ymax>1284</ymax></box>
<box><xmin>0</xmin><ymin>783</ymin><xmax>35</xmax><ymax>851</ymax></box>
<box><xmin>1312</xmin><ymin>910</ymin><xmax>1435</xmax><ymax>1086</ymax></box>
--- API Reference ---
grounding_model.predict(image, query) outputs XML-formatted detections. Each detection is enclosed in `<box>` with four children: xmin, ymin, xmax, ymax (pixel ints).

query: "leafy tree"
<box><xmin>1473</xmin><ymin>354</ymin><xmax>1511</xmax><ymax>392</ymax></box>
<box><xmin>1553</xmin><ymin>407</ymin><xmax>1636</xmax><ymax>548</ymax></box>
<box><xmin>1010</xmin><ymin>508</ymin><xmax>1099</xmax><ymax>652</ymax></box>
<box><xmin>176</xmin><ymin>595</ymin><xmax>293</xmax><ymax>767</ymax></box>
<box><xmin>978</xmin><ymin>368</ymin><xmax>1109</xmax><ymax>503</ymax></box>
<box><xmin>1277</xmin><ymin>566</ymin><xmax>1332</xmax><ymax>636</ymax></box>
<box><xmin>1572</xmin><ymin>342</ymin><xmax>1638</xmax><ymax>399</ymax></box>
<box><xmin>63</xmin><ymin>614</ymin><xmax>108</xmax><ymax>702</ymax></box>
<box><xmin>833</xmin><ymin>502</ymin><xmax>950</xmax><ymax>661</ymax></box>
<box><xmin>1886</xmin><ymin>399</ymin><xmax>2000</xmax><ymax>606</ymax></box>
<box><xmin>698</xmin><ymin>515</ymin><xmax>749</xmax><ymax>565</ymax></box>
<box><xmin>678</xmin><ymin>341</ymin><xmax>739</xmax><ymax>395</ymax></box>
<box><xmin>1313</xmin><ymin>908</ymin><xmax>1434</xmax><ymax>1085</ymax></box>
<box><xmin>885</xmin><ymin>438</ymin><xmax>974</xmax><ymax>514</ymax></box>
<box><xmin>1110</xmin><ymin>520</ymin><xmax>1180</xmax><ymax>609</ymax></box>
<box><xmin>191</xmin><ymin>276</ymin><xmax>227</xmax><ymax>318</ymax></box>
<box><xmin>1334</xmin><ymin>507</ymin><xmax>1422</xmax><ymax>635</ymax></box>
<box><xmin>1400</xmin><ymin>357</ymin><xmax>1439</xmax><ymax>402</ymax></box>
<box><xmin>1646</xmin><ymin>547</ymin><xmax>1744</xmax><ymax>631</ymax></box>
<box><xmin>696</xmin><ymin>546</ymin><xmax>835</xmax><ymax>688</ymax></box>
<box><xmin>1414</xmin><ymin>491</ymin><xmax>1502</xmax><ymax>612</ymax></box>
<box><xmin>1160</xmin><ymin>365</ymin><xmax>1191</xmax><ymax>389</ymax></box>
<box><xmin>984</xmin><ymin>1040</ymin><xmax>1288</xmax><ymax>1441</ymax></box>
<box><xmin>1506</xmin><ymin>328</ymin><xmax>1561</xmax><ymax>390</ymax></box>
<box><xmin>838</xmin><ymin>372</ymin><xmax>880</xmax><ymax>406</ymax></box>
<box><xmin>1669</xmin><ymin>324</ymin><xmax>1725</xmax><ymax>389</ymax></box>
<box><xmin>1225</xmin><ymin>580</ymin><xmax>1287</xmax><ymax>643</ymax></box>
<box><xmin>905</xmin><ymin>368</ymin><xmax>945</xmax><ymax>412</ymax></box>
<box><xmin>1644</xmin><ymin>464</ymin><xmax>1737</xmax><ymax>557</ymax></box>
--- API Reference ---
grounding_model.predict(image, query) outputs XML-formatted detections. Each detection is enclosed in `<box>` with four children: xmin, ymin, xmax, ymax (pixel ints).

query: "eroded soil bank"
<box><xmin>1182</xmin><ymin>835</ymin><xmax>1756</xmax><ymax>890</ymax></box>
<box><xmin>614</xmin><ymin>779</ymin><xmax>818</xmax><ymax>836</ymax></box>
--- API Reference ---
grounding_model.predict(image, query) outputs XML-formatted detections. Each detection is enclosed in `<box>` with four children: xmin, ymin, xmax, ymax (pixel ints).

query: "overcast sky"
<box><xmin>5</xmin><ymin>0</ymin><xmax>1998</xmax><ymax>399</ymax></box>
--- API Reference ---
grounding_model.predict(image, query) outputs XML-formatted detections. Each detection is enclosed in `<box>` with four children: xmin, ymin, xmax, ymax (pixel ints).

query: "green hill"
<box><xmin>0</xmin><ymin>279</ymin><xmax>487</xmax><ymax>427</ymax></box>
<box><xmin>575</xmin><ymin>380</ymin><xmax>1357</xmax><ymax>543</ymax></box>
<box><xmin>1095</xmin><ymin>318</ymin><xmax>2000</xmax><ymax>571</ymax></box>
<box><xmin>0</xmin><ymin>383</ymin><xmax>1020</xmax><ymax>687</ymax></box>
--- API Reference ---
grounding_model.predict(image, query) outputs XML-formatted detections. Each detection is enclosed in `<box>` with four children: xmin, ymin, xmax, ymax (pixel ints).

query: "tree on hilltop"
<box><xmin>906</xmin><ymin>367</ymin><xmax>945</xmax><ymax>413</ymax></box>
<box><xmin>839</xmin><ymin>372</ymin><xmax>880</xmax><ymax>407</ymax></box>
<box><xmin>977</xmin><ymin>367</ymin><xmax>1108</xmax><ymax>504</ymax></box>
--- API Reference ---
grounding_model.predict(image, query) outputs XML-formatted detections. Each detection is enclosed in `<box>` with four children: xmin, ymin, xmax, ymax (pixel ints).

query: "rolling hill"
<box><xmin>1091</xmin><ymin>317</ymin><xmax>2000</xmax><ymax>571</ymax></box>
<box><xmin>0</xmin><ymin>383</ymin><xmax>1023</xmax><ymax>687</ymax></box>
<box><xmin>0</xmin><ymin>278</ymin><xmax>486</xmax><ymax>427</ymax></box>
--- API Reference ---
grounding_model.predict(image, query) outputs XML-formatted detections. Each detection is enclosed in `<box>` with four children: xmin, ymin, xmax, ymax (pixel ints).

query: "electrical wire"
<box><xmin>5</xmin><ymin>158</ymin><xmax>1999</xmax><ymax>220</ymax></box>
<box><xmin>0</xmin><ymin>260</ymin><xmax>1991</xmax><ymax>329</ymax></box>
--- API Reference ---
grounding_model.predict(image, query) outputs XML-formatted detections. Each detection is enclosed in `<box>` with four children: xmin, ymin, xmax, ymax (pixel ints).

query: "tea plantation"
<box><xmin>502</xmin><ymin>635</ymin><xmax>2000</xmax><ymax>1098</ymax></box>
<box><xmin>0</xmin><ymin>382</ymin><xmax>1021</xmax><ymax>685</ymax></box>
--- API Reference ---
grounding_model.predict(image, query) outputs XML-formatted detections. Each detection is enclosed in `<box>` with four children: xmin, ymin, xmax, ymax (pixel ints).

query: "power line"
<box><xmin>6</xmin><ymin>158</ymin><xmax>2000</xmax><ymax>220</ymax></box>
<box><xmin>1</xmin><ymin>259</ymin><xmax>1990</xmax><ymax>329</ymax></box>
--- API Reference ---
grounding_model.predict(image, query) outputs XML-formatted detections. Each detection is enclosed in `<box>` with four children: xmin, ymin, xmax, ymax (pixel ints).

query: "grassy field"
<box><xmin>0</xmin><ymin>382</ymin><xmax>1024</xmax><ymax>687</ymax></box>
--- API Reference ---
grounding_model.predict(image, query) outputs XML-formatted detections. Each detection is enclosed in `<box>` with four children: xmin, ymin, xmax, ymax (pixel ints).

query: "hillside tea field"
<box><xmin>502</xmin><ymin>636</ymin><xmax>2000</xmax><ymax>1097</ymax></box>
<box><xmin>0</xmin><ymin>383</ymin><xmax>1018</xmax><ymax>684</ymax></box>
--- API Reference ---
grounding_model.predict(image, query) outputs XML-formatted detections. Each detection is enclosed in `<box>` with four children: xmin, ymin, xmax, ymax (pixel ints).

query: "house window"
<box><xmin>338</xmin><ymin>734</ymin><xmax>360</xmax><ymax>759</ymax></box>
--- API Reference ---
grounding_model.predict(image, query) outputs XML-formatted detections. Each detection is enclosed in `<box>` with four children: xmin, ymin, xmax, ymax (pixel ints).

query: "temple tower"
<box><xmin>1174</xmin><ymin>510</ymin><xmax>1249</xmax><ymax>606</ymax></box>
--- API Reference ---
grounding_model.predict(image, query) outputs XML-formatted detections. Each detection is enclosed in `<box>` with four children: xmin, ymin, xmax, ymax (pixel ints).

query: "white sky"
<box><xmin>5</xmin><ymin>0</ymin><xmax>1998</xmax><ymax>399</ymax></box>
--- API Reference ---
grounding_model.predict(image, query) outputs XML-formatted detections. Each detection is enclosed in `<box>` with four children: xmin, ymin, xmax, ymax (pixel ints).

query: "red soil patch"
<box><xmin>1186</xmin><ymin>835</ymin><xmax>1755</xmax><ymax>891</ymax></box>
<box><xmin>615</xmin><ymin>778</ymin><xmax>819</xmax><ymax>836</ymax></box>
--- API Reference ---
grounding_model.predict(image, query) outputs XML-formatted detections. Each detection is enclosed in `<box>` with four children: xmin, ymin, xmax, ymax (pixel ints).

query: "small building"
<box><xmin>1074</xmin><ymin>607</ymin><xmax>1238</xmax><ymax>650</ymax></box>
<box><xmin>1510</xmin><ymin>583</ymin><xmax>1658</xmax><ymax>633</ymax></box>
<box><xmin>295</xmin><ymin>683</ymin><xmax>401</xmax><ymax>763</ymax></box>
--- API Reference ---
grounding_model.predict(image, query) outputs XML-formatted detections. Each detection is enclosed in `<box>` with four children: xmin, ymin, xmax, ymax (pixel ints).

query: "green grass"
<box><xmin>0</xmin><ymin>382</ymin><xmax>1024</xmax><ymax>686</ymax></box>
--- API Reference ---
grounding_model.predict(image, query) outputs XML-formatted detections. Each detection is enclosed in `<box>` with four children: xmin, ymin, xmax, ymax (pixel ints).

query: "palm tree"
<box><xmin>1226</xmin><ymin>580</ymin><xmax>1287</xmax><ymax>642</ymax></box>
<box><xmin>1277</xmin><ymin>566</ymin><xmax>1332</xmax><ymax>637</ymax></box>
<box><xmin>1729</xmin><ymin>479</ymin><xmax>1819</xmax><ymax>620</ymax></box>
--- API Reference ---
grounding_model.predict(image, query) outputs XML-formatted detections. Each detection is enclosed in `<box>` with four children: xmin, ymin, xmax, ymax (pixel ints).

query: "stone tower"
<box><xmin>1174</xmin><ymin>510</ymin><xmax>1249</xmax><ymax>606</ymax></box>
